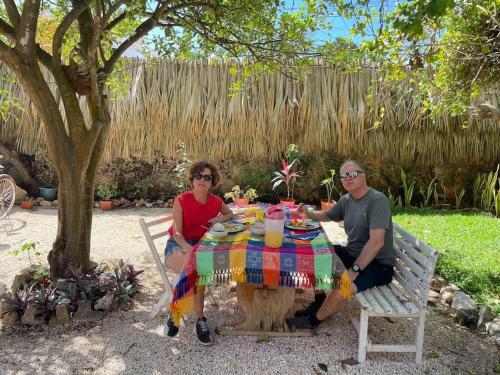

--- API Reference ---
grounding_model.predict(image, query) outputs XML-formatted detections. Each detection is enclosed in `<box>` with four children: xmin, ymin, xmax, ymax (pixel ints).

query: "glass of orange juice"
<box><xmin>256</xmin><ymin>208</ymin><xmax>265</xmax><ymax>222</ymax></box>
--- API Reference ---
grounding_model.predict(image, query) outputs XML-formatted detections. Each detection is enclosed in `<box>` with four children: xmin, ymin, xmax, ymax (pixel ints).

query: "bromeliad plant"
<box><xmin>224</xmin><ymin>185</ymin><xmax>259</xmax><ymax>203</ymax></box>
<box><xmin>271</xmin><ymin>159</ymin><xmax>302</xmax><ymax>200</ymax></box>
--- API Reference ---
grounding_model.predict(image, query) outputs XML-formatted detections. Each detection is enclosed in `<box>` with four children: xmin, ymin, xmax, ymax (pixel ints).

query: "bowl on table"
<box><xmin>209</xmin><ymin>222</ymin><xmax>228</xmax><ymax>238</ymax></box>
<box><xmin>209</xmin><ymin>229</ymin><xmax>228</xmax><ymax>238</ymax></box>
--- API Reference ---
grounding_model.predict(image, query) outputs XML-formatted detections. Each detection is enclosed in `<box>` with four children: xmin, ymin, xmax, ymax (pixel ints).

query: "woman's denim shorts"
<box><xmin>164</xmin><ymin>237</ymin><xmax>198</xmax><ymax>261</ymax></box>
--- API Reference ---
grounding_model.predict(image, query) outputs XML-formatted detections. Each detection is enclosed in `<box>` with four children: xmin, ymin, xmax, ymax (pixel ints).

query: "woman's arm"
<box><xmin>171</xmin><ymin>198</ymin><xmax>194</xmax><ymax>253</ymax></box>
<box><xmin>208</xmin><ymin>202</ymin><xmax>234</xmax><ymax>224</ymax></box>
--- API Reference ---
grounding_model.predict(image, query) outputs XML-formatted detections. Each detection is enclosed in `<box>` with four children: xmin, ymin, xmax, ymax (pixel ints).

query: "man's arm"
<box><xmin>348</xmin><ymin>228</ymin><xmax>385</xmax><ymax>283</ymax></box>
<box><xmin>297</xmin><ymin>200</ymin><xmax>344</xmax><ymax>222</ymax></box>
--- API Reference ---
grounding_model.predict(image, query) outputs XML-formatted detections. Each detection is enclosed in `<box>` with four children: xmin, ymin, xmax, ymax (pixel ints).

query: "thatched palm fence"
<box><xmin>1</xmin><ymin>59</ymin><xmax>499</xmax><ymax>200</ymax></box>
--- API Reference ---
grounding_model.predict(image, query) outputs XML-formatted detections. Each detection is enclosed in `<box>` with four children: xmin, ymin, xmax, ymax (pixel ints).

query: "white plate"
<box><xmin>284</xmin><ymin>220</ymin><xmax>321</xmax><ymax>231</ymax></box>
<box><xmin>224</xmin><ymin>222</ymin><xmax>246</xmax><ymax>234</ymax></box>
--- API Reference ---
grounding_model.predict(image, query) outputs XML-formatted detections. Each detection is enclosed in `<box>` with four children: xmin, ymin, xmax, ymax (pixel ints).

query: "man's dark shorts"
<box><xmin>334</xmin><ymin>245</ymin><xmax>394</xmax><ymax>293</ymax></box>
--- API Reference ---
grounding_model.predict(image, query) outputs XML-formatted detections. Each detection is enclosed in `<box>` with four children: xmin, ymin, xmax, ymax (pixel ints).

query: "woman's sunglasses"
<box><xmin>193</xmin><ymin>173</ymin><xmax>213</xmax><ymax>182</ymax></box>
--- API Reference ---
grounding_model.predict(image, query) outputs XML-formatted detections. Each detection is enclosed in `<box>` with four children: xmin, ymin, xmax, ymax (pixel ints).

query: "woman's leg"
<box><xmin>194</xmin><ymin>285</ymin><xmax>206</xmax><ymax>318</ymax></box>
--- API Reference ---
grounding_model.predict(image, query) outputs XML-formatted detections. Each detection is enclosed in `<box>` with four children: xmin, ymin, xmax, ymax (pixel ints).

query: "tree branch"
<box><xmin>0</xmin><ymin>38</ymin><xmax>16</xmax><ymax>65</ymax></box>
<box><xmin>2</xmin><ymin>0</ymin><xmax>20</xmax><ymax>30</ymax></box>
<box><xmin>104</xmin><ymin>11</ymin><xmax>127</xmax><ymax>32</ymax></box>
<box><xmin>101</xmin><ymin>17</ymin><xmax>158</xmax><ymax>77</ymax></box>
<box><xmin>0</xmin><ymin>17</ymin><xmax>16</xmax><ymax>41</ymax></box>
<box><xmin>101</xmin><ymin>0</ymin><xmax>130</xmax><ymax>26</ymax></box>
<box><xmin>52</xmin><ymin>0</ymin><xmax>91</xmax><ymax>68</ymax></box>
<box><xmin>16</xmin><ymin>0</ymin><xmax>40</xmax><ymax>57</ymax></box>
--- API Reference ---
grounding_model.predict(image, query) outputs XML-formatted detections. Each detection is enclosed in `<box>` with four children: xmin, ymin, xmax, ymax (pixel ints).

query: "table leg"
<box><xmin>216</xmin><ymin>283</ymin><xmax>312</xmax><ymax>336</ymax></box>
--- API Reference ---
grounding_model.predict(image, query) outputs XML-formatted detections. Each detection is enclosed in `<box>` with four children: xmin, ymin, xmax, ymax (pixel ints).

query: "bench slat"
<box><xmin>393</xmin><ymin>223</ymin><xmax>437</xmax><ymax>258</ymax></box>
<box><xmin>394</xmin><ymin>243</ymin><xmax>431</xmax><ymax>286</ymax></box>
<box><xmin>370</xmin><ymin>286</ymin><xmax>407</xmax><ymax>314</ymax></box>
<box><xmin>392</xmin><ymin>270</ymin><xmax>422</xmax><ymax>305</ymax></box>
<box><xmin>376</xmin><ymin>285</ymin><xmax>412</xmax><ymax>314</ymax></box>
<box><xmin>394</xmin><ymin>257</ymin><xmax>427</xmax><ymax>294</ymax></box>
<box><xmin>359</xmin><ymin>288</ymin><xmax>386</xmax><ymax>313</ymax></box>
<box><xmin>394</xmin><ymin>237</ymin><xmax>429</xmax><ymax>271</ymax></box>
<box><xmin>387</xmin><ymin>283</ymin><xmax>420</xmax><ymax>313</ymax></box>
<box><xmin>367</xmin><ymin>344</ymin><xmax>417</xmax><ymax>353</ymax></box>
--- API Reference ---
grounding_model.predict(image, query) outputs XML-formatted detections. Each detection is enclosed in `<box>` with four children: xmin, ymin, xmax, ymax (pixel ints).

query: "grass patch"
<box><xmin>393</xmin><ymin>208</ymin><xmax>500</xmax><ymax>313</ymax></box>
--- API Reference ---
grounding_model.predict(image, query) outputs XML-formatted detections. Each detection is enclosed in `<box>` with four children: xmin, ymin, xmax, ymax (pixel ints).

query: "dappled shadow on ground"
<box><xmin>1</xmin><ymin>286</ymin><xmax>498</xmax><ymax>375</ymax></box>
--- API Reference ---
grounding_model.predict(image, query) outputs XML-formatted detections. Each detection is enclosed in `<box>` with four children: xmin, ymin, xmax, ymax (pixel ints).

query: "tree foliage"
<box><xmin>319</xmin><ymin>0</ymin><xmax>500</xmax><ymax>117</ymax></box>
<box><xmin>0</xmin><ymin>0</ymin><xmax>320</xmax><ymax>277</ymax></box>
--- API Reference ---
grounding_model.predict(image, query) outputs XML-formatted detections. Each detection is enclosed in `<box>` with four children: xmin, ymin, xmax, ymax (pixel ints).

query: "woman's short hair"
<box><xmin>188</xmin><ymin>161</ymin><xmax>221</xmax><ymax>187</ymax></box>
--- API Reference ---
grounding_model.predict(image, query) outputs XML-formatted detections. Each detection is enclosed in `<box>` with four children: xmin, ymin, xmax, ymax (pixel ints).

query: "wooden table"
<box><xmin>170</xmin><ymin>206</ymin><xmax>348</xmax><ymax>337</ymax></box>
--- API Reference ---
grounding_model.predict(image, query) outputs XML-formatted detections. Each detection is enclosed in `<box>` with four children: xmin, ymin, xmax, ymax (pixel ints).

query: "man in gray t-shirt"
<box><xmin>287</xmin><ymin>160</ymin><xmax>395</xmax><ymax>330</ymax></box>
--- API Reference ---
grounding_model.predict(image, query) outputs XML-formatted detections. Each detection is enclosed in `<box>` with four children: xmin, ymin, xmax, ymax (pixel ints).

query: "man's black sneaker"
<box><xmin>164</xmin><ymin>314</ymin><xmax>179</xmax><ymax>337</ymax></box>
<box><xmin>286</xmin><ymin>315</ymin><xmax>322</xmax><ymax>330</ymax></box>
<box><xmin>294</xmin><ymin>301</ymin><xmax>321</xmax><ymax>318</ymax></box>
<box><xmin>194</xmin><ymin>317</ymin><xmax>213</xmax><ymax>346</ymax></box>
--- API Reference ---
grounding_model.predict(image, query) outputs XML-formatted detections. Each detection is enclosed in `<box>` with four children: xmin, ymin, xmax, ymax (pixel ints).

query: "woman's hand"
<box><xmin>208</xmin><ymin>215</ymin><xmax>222</xmax><ymax>225</ymax></box>
<box><xmin>182</xmin><ymin>243</ymin><xmax>194</xmax><ymax>254</ymax></box>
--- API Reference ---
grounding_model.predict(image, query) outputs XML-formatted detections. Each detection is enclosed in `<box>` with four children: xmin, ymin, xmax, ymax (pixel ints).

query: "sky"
<box><xmin>125</xmin><ymin>0</ymin><xmax>397</xmax><ymax>57</ymax></box>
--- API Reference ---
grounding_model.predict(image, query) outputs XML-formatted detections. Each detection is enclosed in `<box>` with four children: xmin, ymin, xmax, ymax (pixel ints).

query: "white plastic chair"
<box><xmin>139</xmin><ymin>216</ymin><xmax>217</xmax><ymax>320</ymax></box>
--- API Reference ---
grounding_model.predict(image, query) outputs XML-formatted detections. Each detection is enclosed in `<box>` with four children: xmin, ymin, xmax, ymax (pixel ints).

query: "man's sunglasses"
<box><xmin>193</xmin><ymin>173</ymin><xmax>213</xmax><ymax>182</ymax></box>
<box><xmin>340</xmin><ymin>170</ymin><xmax>364</xmax><ymax>180</ymax></box>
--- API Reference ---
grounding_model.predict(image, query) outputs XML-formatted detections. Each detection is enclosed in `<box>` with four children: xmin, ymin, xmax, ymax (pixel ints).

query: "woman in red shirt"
<box><xmin>165</xmin><ymin>161</ymin><xmax>232</xmax><ymax>345</ymax></box>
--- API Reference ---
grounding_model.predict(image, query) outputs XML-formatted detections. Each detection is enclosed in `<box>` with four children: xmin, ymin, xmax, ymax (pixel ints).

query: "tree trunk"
<box><xmin>47</xmin><ymin>99</ymin><xmax>111</xmax><ymax>278</ymax></box>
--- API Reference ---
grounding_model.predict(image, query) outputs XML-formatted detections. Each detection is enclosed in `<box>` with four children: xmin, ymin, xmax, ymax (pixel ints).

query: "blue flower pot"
<box><xmin>39</xmin><ymin>186</ymin><xmax>58</xmax><ymax>201</ymax></box>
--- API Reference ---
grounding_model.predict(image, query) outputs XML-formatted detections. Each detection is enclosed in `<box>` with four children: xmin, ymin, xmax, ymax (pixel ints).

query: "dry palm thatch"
<box><xmin>1</xmin><ymin>59</ymin><xmax>499</xmax><ymax>167</ymax></box>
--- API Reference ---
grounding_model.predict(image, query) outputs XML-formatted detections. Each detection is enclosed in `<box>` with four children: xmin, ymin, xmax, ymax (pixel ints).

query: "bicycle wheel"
<box><xmin>0</xmin><ymin>174</ymin><xmax>16</xmax><ymax>220</ymax></box>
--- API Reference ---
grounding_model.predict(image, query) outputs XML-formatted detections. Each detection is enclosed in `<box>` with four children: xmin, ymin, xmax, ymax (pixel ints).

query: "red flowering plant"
<box><xmin>271</xmin><ymin>159</ymin><xmax>302</xmax><ymax>199</ymax></box>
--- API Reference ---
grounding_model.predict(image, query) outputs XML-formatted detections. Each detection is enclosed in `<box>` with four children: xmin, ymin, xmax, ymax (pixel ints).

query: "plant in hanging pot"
<box><xmin>21</xmin><ymin>196</ymin><xmax>35</xmax><ymax>209</ymax></box>
<box><xmin>224</xmin><ymin>185</ymin><xmax>259</xmax><ymax>205</ymax></box>
<box><xmin>96</xmin><ymin>183</ymin><xmax>119</xmax><ymax>210</ymax></box>
<box><xmin>271</xmin><ymin>159</ymin><xmax>302</xmax><ymax>206</ymax></box>
<box><xmin>320</xmin><ymin>169</ymin><xmax>340</xmax><ymax>211</ymax></box>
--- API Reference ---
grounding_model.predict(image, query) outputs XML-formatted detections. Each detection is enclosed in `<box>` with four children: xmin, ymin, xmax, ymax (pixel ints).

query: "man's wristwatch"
<box><xmin>352</xmin><ymin>264</ymin><xmax>362</xmax><ymax>273</ymax></box>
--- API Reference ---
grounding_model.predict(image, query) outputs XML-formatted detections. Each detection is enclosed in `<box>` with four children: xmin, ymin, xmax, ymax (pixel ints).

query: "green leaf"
<box><xmin>317</xmin><ymin>363</ymin><xmax>328</xmax><ymax>372</ymax></box>
<box><xmin>256</xmin><ymin>335</ymin><xmax>270</xmax><ymax>343</ymax></box>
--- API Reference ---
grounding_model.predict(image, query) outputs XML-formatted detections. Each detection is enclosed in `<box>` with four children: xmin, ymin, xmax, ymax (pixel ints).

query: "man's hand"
<box><xmin>347</xmin><ymin>268</ymin><xmax>359</xmax><ymax>283</ymax></box>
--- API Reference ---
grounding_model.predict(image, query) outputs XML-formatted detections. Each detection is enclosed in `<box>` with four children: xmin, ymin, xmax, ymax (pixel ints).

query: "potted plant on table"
<box><xmin>271</xmin><ymin>159</ymin><xmax>302</xmax><ymax>206</ymax></box>
<box><xmin>96</xmin><ymin>182</ymin><xmax>119</xmax><ymax>210</ymax></box>
<box><xmin>224</xmin><ymin>185</ymin><xmax>258</xmax><ymax>205</ymax></box>
<box><xmin>320</xmin><ymin>169</ymin><xmax>340</xmax><ymax>210</ymax></box>
<box><xmin>21</xmin><ymin>196</ymin><xmax>35</xmax><ymax>209</ymax></box>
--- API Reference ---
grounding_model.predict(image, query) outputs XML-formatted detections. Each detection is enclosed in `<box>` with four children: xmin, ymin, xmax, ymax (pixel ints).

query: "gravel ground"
<box><xmin>0</xmin><ymin>207</ymin><xmax>498</xmax><ymax>375</ymax></box>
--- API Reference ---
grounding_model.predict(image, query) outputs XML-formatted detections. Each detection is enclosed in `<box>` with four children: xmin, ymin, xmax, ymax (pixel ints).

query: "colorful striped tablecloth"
<box><xmin>169</xmin><ymin>205</ymin><xmax>350</xmax><ymax>326</ymax></box>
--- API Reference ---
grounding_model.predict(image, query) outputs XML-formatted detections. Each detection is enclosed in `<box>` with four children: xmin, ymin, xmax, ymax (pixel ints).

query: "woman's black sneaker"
<box><xmin>194</xmin><ymin>316</ymin><xmax>213</xmax><ymax>346</ymax></box>
<box><xmin>164</xmin><ymin>314</ymin><xmax>179</xmax><ymax>337</ymax></box>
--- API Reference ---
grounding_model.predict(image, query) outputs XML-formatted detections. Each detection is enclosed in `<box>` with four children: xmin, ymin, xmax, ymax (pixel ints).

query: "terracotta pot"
<box><xmin>234</xmin><ymin>198</ymin><xmax>250</xmax><ymax>205</ymax></box>
<box><xmin>99</xmin><ymin>200</ymin><xmax>114</xmax><ymax>210</ymax></box>
<box><xmin>21</xmin><ymin>200</ymin><xmax>34</xmax><ymax>209</ymax></box>
<box><xmin>279</xmin><ymin>198</ymin><xmax>295</xmax><ymax>206</ymax></box>
<box><xmin>320</xmin><ymin>200</ymin><xmax>335</xmax><ymax>211</ymax></box>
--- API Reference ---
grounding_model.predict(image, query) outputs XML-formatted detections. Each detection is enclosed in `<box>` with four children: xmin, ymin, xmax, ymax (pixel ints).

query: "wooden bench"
<box><xmin>139</xmin><ymin>216</ymin><xmax>217</xmax><ymax>320</ymax></box>
<box><xmin>349</xmin><ymin>223</ymin><xmax>439</xmax><ymax>364</ymax></box>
